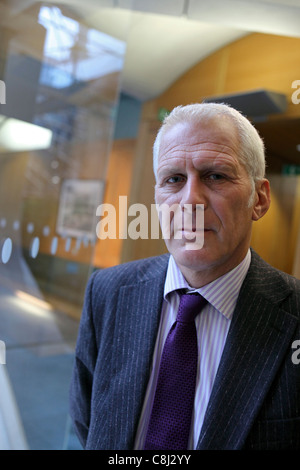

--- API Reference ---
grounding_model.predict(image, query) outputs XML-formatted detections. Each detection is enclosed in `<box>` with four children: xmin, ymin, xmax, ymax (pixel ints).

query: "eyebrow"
<box><xmin>199</xmin><ymin>162</ymin><xmax>237</xmax><ymax>174</ymax></box>
<box><xmin>157</xmin><ymin>161</ymin><xmax>237</xmax><ymax>178</ymax></box>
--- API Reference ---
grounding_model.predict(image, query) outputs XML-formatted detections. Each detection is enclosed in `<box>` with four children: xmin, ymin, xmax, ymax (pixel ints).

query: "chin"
<box><xmin>171</xmin><ymin>244</ymin><xmax>213</xmax><ymax>270</ymax></box>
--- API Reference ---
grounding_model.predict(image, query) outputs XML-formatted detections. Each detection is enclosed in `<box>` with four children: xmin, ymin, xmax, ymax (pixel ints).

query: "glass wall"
<box><xmin>0</xmin><ymin>1</ymin><xmax>127</xmax><ymax>449</ymax></box>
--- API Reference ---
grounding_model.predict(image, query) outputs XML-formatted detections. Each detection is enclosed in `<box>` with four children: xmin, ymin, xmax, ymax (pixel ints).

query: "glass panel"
<box><xmin>0</xmin><ymin>1</ymin><xmax>127</xmax><ymax>450</ymax></box>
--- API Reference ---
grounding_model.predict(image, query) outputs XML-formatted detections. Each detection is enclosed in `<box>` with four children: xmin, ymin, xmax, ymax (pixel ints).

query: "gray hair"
<box><xmin>153</xmin><ymin>103</ymin><xmax>266</xmax><ymax>189</ymax></box>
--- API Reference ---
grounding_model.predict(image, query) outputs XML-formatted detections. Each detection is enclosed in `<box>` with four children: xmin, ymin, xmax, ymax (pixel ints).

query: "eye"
<box><xmin>206</xmin><ymin>173</ymin><xmax>225</xmax><ymax>181</ymax></box>
<box><xmin>166</xmin><ymin>175</ymin><xmax>185</xmax><ymax>184</ymax></box>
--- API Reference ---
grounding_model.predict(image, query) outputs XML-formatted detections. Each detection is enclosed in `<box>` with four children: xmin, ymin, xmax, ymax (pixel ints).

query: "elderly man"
<box><xmin>70</xmin><ymin>103</ymin><xmax>300</xmax><ymax>450</ymax></box>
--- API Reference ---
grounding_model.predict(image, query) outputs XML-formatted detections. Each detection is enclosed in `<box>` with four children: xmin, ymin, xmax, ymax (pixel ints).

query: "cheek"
<box><xmin>212</xmin><ymin>195</ymin><xmax>252</xmax><ymax>227</ymax></box>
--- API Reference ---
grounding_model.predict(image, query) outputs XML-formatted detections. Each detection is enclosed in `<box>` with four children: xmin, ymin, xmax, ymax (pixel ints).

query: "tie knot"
<box><xmin>177</xmin><ymin>292</ymin><xmax>207</xmax><ymax>323</ymax></box>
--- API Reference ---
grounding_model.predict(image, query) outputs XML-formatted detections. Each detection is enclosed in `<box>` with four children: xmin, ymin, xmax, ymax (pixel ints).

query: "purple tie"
<box><xmin>144</xmin><ymin>292</ymin><xmax>207</xmax><ymax>450</ymax></box>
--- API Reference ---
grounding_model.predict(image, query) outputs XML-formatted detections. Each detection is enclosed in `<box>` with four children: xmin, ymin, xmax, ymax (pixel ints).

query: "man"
<box><xmin>69</xmin><ymin>103</ymin><xmax>300</xmax><ymax>450</ymax></box>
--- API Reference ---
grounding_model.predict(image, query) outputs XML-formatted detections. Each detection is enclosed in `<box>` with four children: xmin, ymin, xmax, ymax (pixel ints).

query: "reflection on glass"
<box><xmin>0</xmin><ymin>115</ymin><xmax>53</xmax><ymax>152</ymax></box>
<box><xmin>1</xmin><ymin>237</ymin><xmax>12</xmax><ymax>264</ymax></box>
<box><xmin>0</xmin><ymin>1</ymin><xmax>127</xmax><ymax>450</ymax></box>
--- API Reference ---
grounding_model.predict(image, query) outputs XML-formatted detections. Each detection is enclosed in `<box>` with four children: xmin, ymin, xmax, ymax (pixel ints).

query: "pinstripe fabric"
<box><xmin>70</xmin><ymin>254</ymin><xmax>169</xmax><ymax>450</ymax></box>
<box><xmin>134</xmin><ymin>251</ymin><xmax>251</xmax><ymax>449</ymax></box>
<box><xmin>197</xmin><ymin>255</ymin><xmax>300</xmax><ymax>449</ymax></box>
<box><xmin>69</xmin><ymin>250</ymin><xmax>300</xmax><ymax>450</ymax></box>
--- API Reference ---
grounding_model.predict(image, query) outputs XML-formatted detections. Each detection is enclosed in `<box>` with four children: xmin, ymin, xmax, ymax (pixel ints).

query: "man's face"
<box><xmin>155</xmin><ymin>116</ymin><xmax>269</xmax><ymax>286</ymax></box>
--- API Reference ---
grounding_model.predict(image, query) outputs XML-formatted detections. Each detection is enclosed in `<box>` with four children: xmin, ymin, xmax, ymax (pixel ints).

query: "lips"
<box><xmin>182</xmin><ymin>228</ymin><xmax>211</xmax><ymax>232</ymax></box>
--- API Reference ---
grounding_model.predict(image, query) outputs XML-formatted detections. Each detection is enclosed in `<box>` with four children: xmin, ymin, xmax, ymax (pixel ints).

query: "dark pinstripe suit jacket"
<box><xmin>69</xmin><ymin>249</ymin><xmax>300</xmax><ymax>450</ymax></box>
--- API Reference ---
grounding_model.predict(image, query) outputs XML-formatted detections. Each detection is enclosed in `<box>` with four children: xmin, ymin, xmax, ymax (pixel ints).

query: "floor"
<box><xmin>6</xmin><ymin>345</ymin><xmax>82</xmax><ymax>450</ymax></box>
<box><xmin>0</xmin><ymin>256</ymin><xmax>83</xmax><ymax>450</ymax></box>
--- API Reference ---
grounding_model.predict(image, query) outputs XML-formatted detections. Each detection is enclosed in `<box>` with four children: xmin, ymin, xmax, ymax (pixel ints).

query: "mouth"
<box><xmin>181</xmin><ymin>228</ymin><xmax>212</xmax><ymax>232</ymax></box>
<box><xmin>178</xmin><ymin>228</ymin><xmax>213</xmax><ymax>242</ymax></box>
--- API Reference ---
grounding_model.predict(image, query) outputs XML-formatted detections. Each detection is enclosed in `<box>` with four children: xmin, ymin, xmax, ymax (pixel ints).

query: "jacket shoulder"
<box><xmin>90</xmin><ymin>253</ymin><xmax>170</xmax><ymax>290</ymax></box>
<box><xmin>249</xmin><ymin>250</ymin><xmax>300</xmax><ymax>316</ymax></box>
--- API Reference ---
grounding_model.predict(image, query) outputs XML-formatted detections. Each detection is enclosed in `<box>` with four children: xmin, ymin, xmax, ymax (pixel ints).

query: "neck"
<box><xmin>177</xmin><ymin>250</ymin><xmax>250</xmax><ymax>288</ymax></box>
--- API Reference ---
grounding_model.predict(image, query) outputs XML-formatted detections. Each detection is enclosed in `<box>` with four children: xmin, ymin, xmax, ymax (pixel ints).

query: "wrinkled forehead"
<box><xmin>158</xmin><ymin>115</ymin><xmax>241</xmax><ymax>160</ymax></box>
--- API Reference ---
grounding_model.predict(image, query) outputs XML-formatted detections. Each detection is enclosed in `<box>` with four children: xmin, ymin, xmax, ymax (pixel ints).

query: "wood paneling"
<box><xmin>121</xmin><ymin>122</ymin><xmax>167</xmax><ymax>263</ymax></box>
<box><xmin>250</xmin><ymin>175</ymin><xmax>300</xmax><ymax>273</ymax></box>
<box><xmin>291</xmin><ymin>178</ymin><xmax>300</xmax><ymax>277</ymax></box>
<box><xmin>93</xmin><ymin>138</ymin><xmax>136</xmax><ymax>268</ymax></box>
<box><xmin>154</xmin><ymin>33</ymin><xmax>300</xmax><ymax>116</ymax></box>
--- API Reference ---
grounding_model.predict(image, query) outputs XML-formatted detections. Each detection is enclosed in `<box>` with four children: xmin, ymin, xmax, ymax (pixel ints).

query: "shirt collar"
<box><xmin>164</xmin><ymin>250</ymin><xmax>251</xmax><ymax>320</ymax></box>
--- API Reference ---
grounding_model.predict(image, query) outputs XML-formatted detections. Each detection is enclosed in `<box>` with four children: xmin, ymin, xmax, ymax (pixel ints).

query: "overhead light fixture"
<box><xmin>0</xmin><ymin>115</ymin><xmax>53</xmax><ymax>152</ymax></box>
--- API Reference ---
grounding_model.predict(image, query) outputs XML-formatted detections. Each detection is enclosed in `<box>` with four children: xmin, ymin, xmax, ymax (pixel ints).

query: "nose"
<box><xmin>180</xmin><ymin>174</ymin><xmax>207</xmax><ymax>210</ymax></box>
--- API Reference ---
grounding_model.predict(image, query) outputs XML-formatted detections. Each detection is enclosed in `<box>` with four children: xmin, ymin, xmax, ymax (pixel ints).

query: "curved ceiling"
<box><xmin>77</xmin><ymin>0</ymin><xmax>300</xmax><ymax>100</ymax></box>
<box><xmin>80</xmin><ymin>9</ymin><xmax>247</xmax><ymax>100</ymax></box>
<box><xmin>7</xmin><ymin>0</ymin><xmax>300</xmax><ymax>101</ymax></box>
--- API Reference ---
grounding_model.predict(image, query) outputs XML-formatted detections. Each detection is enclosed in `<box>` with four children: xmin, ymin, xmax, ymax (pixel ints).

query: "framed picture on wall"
<box><xmin>56</xmin><ymin>178</ymin><xmax>105</xmax><ymax>240</ymax></box>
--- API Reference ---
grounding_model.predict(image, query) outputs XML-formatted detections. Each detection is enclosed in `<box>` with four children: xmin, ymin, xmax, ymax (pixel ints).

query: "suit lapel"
<box><xmin>107</xmin><ymin>255</ymin><xmax>169</xmax><ymax>449</ymax></box>
<box><xmin>197</xmin><ymin>253</ymin><xmax>298</xmax><ymax>449</ymax></box>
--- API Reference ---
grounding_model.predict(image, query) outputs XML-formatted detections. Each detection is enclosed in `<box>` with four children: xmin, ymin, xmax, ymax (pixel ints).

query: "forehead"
<box><xmin>159</xmin><ymin>116</ymin><xmax>240</xmax><ymax>159</ymax></box>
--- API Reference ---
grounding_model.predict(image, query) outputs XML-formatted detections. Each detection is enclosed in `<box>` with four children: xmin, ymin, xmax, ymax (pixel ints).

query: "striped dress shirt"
<box><xmin>134</xmin><ymin>249</ymin><xmax>251</xmax><ymax>449</ymax></box>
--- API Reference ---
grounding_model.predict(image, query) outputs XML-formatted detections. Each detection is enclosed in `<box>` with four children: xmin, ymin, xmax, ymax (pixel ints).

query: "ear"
<box><xmin>252</xmin><ymin>178</ymin><xmax>271</xmax><ymax>221</ymax></box>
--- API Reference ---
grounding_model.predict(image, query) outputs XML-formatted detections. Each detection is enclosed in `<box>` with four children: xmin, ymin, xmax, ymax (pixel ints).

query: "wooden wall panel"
<box><xmin>154</xmin><ymin>33</ymin><xmax>300</xmax><ymax>118</ymax></box>
<box><xmin>158</xmin><ymin>48</ymin><xmax>230</xmax><ymax>108</ymax></box>
<box><xmin>224</xmin><ymin>34</ymin><xmax>300</xmax><ymax>95</ymax></box>
<box><xmin>121</xmin><ymin>122</ymin><xmax>167</xmax><ymax>263</ymax></box>
<box><xmin>93</xmin><ymin>138</ymin><xmax>136</xmax><ymax>268</ymax></box>
<box><xmin>250</xmin><ymin>175</ymin><xmax>299</xmax><ymax>273</ymax></box>
<box><xmin>291</xmin><ymin>178</ymin><xmax>300</xmax><ymax>278</ymax></box>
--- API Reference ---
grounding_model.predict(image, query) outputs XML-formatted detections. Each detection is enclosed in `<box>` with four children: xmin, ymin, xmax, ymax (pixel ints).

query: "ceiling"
<box><xmin>6</xmin><ymin>0</ymin><xmax>300</xmax><ymax>101</ymax></box>
<box><xmin>3</xmin><ymin>0</ymin><xmax>300</xmax><ymax>169</ymax></box>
